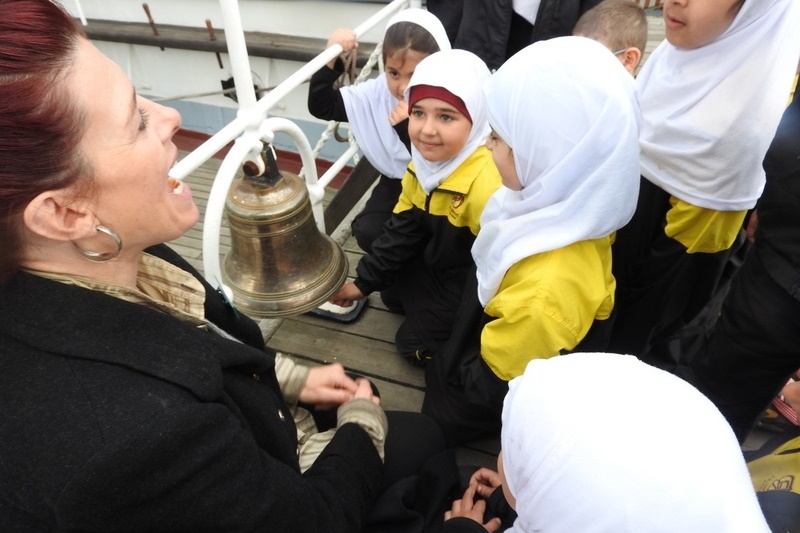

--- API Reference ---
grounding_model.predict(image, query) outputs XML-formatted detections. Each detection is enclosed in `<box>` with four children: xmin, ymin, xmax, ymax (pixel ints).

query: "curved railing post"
<box><xmin>258</xmin><ymin>117</ymin><xmax>325</xmax><ymax>230</ymax></box>
<box><xmin>201</xmin><ymin>131</ymin><xmax>263</xmax><ymax>291</ymax></box>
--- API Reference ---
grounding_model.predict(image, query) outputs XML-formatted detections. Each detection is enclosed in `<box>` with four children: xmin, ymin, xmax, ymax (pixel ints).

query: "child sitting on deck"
<box><xmin>422</xmin><ymin>36</ymin><xmax>641</xmax><ymax>446</ymax></box>
<box><xmin>572</xmin><ymin>0</ymin><xmax>648</xmax><ymax>75</ymax></box>
<box><xmin>330</xmin><ymin>49</ymin><xmax>502</xmax><ymax>366</ymax></box>
<box><xmin>308</xmin><ymin>9</ymin><xmax>450</xmax><ymax>254</ymax></box>
<box><xmin>608</xmin><ymin>0</ymin><xmax>800</xmax><ymax>368</ymax></box>
<box><xmin>441</xmin><ymin>353</ymin><xmax>773</xmax><ymax>532</ymax></box>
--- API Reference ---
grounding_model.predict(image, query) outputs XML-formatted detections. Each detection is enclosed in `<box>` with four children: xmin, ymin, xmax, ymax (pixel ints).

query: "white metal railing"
<box><xmin>71</xmin><ymin>0</ymin><xmax>88</xmax><ymax>25</ymax></box>
<box><xmin>166</xmin><ymin>0</ymin><xmax>420</xmax><ymax>294</ymax></box>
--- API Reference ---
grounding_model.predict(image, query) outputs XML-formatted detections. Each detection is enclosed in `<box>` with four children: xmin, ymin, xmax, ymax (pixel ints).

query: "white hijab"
<box><xmin>638</xmin><ymin>0</ymin><xmax>800</xmax><ymax>210</ymax></box>
<box><xmin>502</xmin><ymin>352</ymin><xmax>771</xmax><ymax>533</ymax></box>
<box><xmin>405</xmin><ymin>49</ymin><xmax>492</xmax><ymax>194</ymax></box>
<box><xmin>340</xmin><ymin>8</ymin><xmax>451</xmax><ymax>179</ymax></box>
<box><xmin>473</xmin><ymin>37</ymin><xmax>640</xmax><ymax>305</ymax></box>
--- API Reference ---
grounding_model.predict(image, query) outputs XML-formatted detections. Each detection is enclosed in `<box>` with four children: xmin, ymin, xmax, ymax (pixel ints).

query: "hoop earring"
<box><xmin>73</xmin><ymin>225</ymin><xmax>122</xmax><ymax>263</ymax></box>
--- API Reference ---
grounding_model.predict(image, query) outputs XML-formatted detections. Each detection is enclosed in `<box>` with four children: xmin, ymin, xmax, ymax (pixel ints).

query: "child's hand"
<box><xmin>445</xmin><ymin>484</ymin><xmax>502</xmax><ymax>532</ymax></box>
<box><xmin>352</xmin><ymin>377</ymin><xmax>381</xmax><ymax>406</ymax></box>
<box><xmin>781</xmin><ymin>380</ymin><xmax>800</xmax><ymax>419</ymax></box>
<box><xmin>469</xmin><ymin>467</ymin><xmax>503</xmax><ymax>499</ymax></box>
<box><xmin>746</xmin><ymin>209</ymin><xmax>758</xmax><ymax>244</ymax></box>
<box><xmin>326</xmin><ymin>29</ymin><xmax>357</xmax><ymax>68</ymax></box>
<box><xmin>389</xmin><ymin>98</ymin><xmax>409</xmax><ymax>126</ymax></box>
<box><xmin>327</xmin><ymin>28</ymin><xmax>358</xmax><ymax>54</ymax></box>
<box><xmin>329</xmin><ymin>282</ymin><xmax>364</xmax><ymax>308</ymax></box>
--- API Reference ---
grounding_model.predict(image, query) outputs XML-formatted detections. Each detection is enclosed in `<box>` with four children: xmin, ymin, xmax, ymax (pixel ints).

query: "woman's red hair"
<box><xmin>0</xmin><ymin>0</ymin><xmax>86</xmax><ymax>284</ymax></box>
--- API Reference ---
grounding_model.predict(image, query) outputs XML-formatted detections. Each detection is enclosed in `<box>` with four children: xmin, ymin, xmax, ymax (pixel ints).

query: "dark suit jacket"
<box><xmin>0</xmin><ymin>244</ymin><xmax>381</xmax><ymax>532</ymax></box>
<box><xmin>427</xmin><ymin>0</ymin><xmax>603</xmax><ymax>71</ymax></box>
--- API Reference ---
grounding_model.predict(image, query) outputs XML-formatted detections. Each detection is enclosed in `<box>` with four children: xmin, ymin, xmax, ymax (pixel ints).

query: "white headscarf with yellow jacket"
<box><xmin>637</xmin><ymin>0</ymin><xmax>800</xmax><ymax>210</ymax></box>
<box><xmin>473</xmin><ymin>37</ymin><xmax>640</xmax><ymax>305</ymax></box>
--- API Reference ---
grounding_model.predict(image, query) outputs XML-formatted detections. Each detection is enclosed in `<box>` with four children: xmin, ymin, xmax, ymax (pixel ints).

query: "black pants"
<box><xmin>365</xmin><ymin>411</ymin><xmax>464</xmax><ymax>533</ymax></box>
<box><xmin>610</xmin><ymin>178</ymin><xmax>742</xmax><ymax>369</ymax></box>
<box><xmin>351</xmin><ymin>175</ymin><xmax>403</xmax><ymax>255</ymax></box>
<box><xmin>421</xmin><ymin>270</ymin><xmax>507</xmax><ymax>446</ymax></box>
<box><xmin>681</xmin><ymin>251</ymin><xmax>800</xmax><ymax>443</ymax></box>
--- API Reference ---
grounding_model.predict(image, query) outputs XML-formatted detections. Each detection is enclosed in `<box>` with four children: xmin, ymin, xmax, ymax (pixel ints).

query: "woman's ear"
<box><xmin>23</xmin><ymin>189</ymin><xmax>96</xmax><ymax>242</ymax></box>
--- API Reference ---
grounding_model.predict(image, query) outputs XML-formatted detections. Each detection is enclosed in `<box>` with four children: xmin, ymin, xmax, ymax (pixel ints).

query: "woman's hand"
<box><xmin>299</xmin><ymin>363</ymin><xmax>358</xmax><ymax>409</ymax></box>
<box><xmin>444</xmin><ymin>484</ymin><xmax>502</xmax><ymax>532</ymax></box>
<box><xmin>469</xmin><ymin>467</ymin><xmax>503</xmax><ymax>499</ymax></box>
<box><xmin>330</xmin><ymin>282</ymin><xmax>364</xmax><ymax>308</ymax></box>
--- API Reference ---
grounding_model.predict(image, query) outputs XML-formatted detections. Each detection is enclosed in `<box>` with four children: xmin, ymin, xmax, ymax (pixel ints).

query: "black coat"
<box><xmin>0</xmin><ymin>245</ymin><xmax>382</xmax><ymax>532</ymax></box>
<box><xmin>427</xmin><ymin>0</ymin><xmax>603</xmax><ymax>71</ymax></box>
<box><xmin>755</xmin><ymin>93</ymin><xmax>800</xmax><ymax>301</ymax></box>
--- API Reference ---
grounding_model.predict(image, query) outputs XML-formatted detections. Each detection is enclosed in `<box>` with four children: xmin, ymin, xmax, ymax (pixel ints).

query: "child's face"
<box><xmin>385</xmin><ymin>50</ymin><xmax>428</xmax><ymax>102</ymax></box>
<box><xmin>486</xmin><ymin>130</ymin><xmax>521</xmax><ymax>191</ymax></box>
<box><xmin>663</xmin><ymin>0</ymin><xmax>743</xmax><ymax>49</ymax></box>
<box><xmin>408</xmin><ymin>97</ymin><xmax>472</xmax><ymax>162</ymax></box>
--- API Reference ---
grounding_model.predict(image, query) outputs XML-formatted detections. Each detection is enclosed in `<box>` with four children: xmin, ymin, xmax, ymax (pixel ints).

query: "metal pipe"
<box><xmin>72</xmin><ymin>0</ymin><xmax>87</xmax><ymax>25</ymax></box>
<box><xmin>201</xmin><ymin>131</ymin><xmax>262</xmax><ymax>289</ymax></box>
<box><xmin>218</xmin><ymin>0</ymin><xmax>257</xmax><ymax>113</ymax></box>
<box><xmin>258</xmin><ymin>117</ymin><xmax>325</xmax><ymax>231</ymax></box>
<box><xmin>317</xmin><ymin>143</ymin><xmax>360</xmax><ymax>190</ymax></box>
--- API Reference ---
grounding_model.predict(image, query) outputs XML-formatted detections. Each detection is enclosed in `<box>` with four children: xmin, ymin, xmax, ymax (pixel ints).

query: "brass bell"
<box><xmin>221</xmin><ymin>144</ymin><xmax>348</xmax><ymax>317</ymax></box>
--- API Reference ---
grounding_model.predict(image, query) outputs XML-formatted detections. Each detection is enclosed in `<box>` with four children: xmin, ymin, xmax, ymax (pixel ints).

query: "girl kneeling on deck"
<box><xmin>608</xmin><ymin>0</ymin><xmax>800</xmax><ymax>367</ymax></box>
<box><xmin>331</xmin><ymin>49</ymin><xmax>502</xmax><ymax>367</ymax></box>
<box><xmin>422</xmin><ymin>36</ymin><xmax>640</xmax><ymax>445</ymax></box>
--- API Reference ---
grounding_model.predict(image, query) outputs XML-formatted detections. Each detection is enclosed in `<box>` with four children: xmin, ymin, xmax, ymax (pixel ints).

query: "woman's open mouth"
<box><xmin>168</xmin><ymin>177</ymin><xmax>185</xmax><ymax>195</ymax></box>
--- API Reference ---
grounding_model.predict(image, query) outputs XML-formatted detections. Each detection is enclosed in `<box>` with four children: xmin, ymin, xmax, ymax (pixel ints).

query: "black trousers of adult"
<box><xmin>309</xmin><ymin>403</ymin><xmax>447</xmax><ymax>491</ymax></box>
<box><xmin>681</xmin><ymin>250</ymin><xmax>800</xmax><ymax>443</ymax></box>
<box><xmin>364</xmin><ymin>411</ymin><xmax>467</xmax><ymax>533</ymax></box>
<box><xmin>351</xmin><ymin>175</ymin><xmax>403</xmax><ymax>255</ymax></box>
<box><xmin>610</xmin><ymin>178</ymin><xmax>742</xmax><ymax>370</ymax></box>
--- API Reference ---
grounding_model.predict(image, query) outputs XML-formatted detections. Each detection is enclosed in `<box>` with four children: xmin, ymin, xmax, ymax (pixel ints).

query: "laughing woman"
<box><xmin>0</xmin><ymin>1</ymin><xmax>445</xmax><ymax>531</ymax></box>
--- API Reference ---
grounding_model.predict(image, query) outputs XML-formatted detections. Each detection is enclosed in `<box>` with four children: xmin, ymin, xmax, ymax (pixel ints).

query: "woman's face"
<box><xmin>71</xmin><ymin>39</ymin><xmax>197</xmax><ymax>252</ymax></box>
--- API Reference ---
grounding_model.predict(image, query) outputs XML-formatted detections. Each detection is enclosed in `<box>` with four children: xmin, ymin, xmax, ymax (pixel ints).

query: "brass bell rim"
<box><xmin>222</xmin><ymin>245</ymin><xmax>349</xmax><ymax>317</ymax></box>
